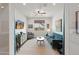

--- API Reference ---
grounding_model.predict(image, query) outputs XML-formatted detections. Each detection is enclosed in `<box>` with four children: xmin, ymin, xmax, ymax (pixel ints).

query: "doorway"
<box><xmin>14</xmin><ymin>3</ymin><xmax>65</xmax><ymax>55</ymax></box>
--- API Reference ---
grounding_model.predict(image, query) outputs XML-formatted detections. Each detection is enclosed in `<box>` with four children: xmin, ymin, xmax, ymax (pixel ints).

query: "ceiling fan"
<box><xmin>37</xmin><ymin>10</ymin><xmax>46</xmax><ymax>14</ymax></box>
<box><xmin>33</xmin><ymin>4</ymin><xmax>47</xmax><ymax>16</ymax></box>
<box><xmin>37</xmin><ymin>4</ymin><xmax>47</xmax><ymax>14</ymax></box>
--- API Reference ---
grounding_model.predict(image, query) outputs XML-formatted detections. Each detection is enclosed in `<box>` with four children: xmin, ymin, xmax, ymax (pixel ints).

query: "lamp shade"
<box><xmin>47</xmin><ymin>29</ymin><xmax>50</xmax><ymax>32</ymax></box>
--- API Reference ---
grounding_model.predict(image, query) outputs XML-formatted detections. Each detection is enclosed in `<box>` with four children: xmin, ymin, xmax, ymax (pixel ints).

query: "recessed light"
<box><xmin>23</xmin><ymin>3</ymin><xmax>26</xmax><ymax>6</ymax></box>
<box><xmin>53</xmin><ymin>3</ymin><xmax>56</xmax><ymax>6</ymax></box>
<box><xmin>1</xmin><ymin>6</ymin><xmax>4</xmax><ymax>8</ymax></box>
<box><xmin>77</xmin><ymin>5</ymin><xmax>79</xmax><ymax>7</ymax></box>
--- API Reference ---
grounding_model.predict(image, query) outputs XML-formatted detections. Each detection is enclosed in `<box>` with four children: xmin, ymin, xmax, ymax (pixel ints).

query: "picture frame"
<box><xmin>28</xmin><ymin>24</ymin><xmax>33</xmax><ymax>28</ymax></box>
<box><xmin>55</xmin><ymin>18</ymin><xmax>62</xmax><ymax>32</ymax></box>
<box><xmin>34</xmin><ymin>20</ymin><xmax>45</xmax><ymax>31</ymax></box>
<box><xmin>76</xmin><ymin>11</ymin><xmax>79</xmax><ymax>34</ymax></box>
<box><xmin>47</xmin><ymin>24</ymin><xmax>49</xmax><ymax>29</ymax></box>
<box><xmin>15</xmin><ymin>20</ymin><xmax>24</xmax><ymax>29</ymax></box>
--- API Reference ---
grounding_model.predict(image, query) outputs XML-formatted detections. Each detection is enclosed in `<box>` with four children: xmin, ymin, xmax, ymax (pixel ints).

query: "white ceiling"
<box><xmin>0</xmin><ymin>3</ymin><xmax>8</xmax><ymax>13</ymax></box>
<box><xmin>15</xmin><ymin>3</ymin><xmax>64</xmax><ymax>17</ymax></box>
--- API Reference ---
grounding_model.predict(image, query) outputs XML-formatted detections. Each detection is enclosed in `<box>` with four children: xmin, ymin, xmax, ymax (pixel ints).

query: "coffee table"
<box><xmin>36</xmin><ymin>36</ymin><xmax>45</xmax><ymax>45</ymax></box>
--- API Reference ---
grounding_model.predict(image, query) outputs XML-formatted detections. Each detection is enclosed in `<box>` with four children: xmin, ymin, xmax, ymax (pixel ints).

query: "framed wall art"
<box><xmin>47</xmin><ymin>24</ymin><xmax>49</xmax><ymax>29</ymax></box>
<box><xmin>34</xmin><ymin>20</ymin><xmax>45</xmax><ymax>31</ymax></box>
<box><xmin>28</xmin><ymin>24</ymin><xmax>33</xmax><ymax>29</ymax></box>
<box><xmin>15</xmin><ymin>20</ymin><xmax>24</xmax><ymax>29</ymax></box>
<box><xmin>55</xmin><ymin>18</ymin><xmax>62</xmax><ymax>32</ymax></box>
<box><xmin>76</xmin><ymin>11</ymin><xmax>79</xmax><ymax>34</ymax></box>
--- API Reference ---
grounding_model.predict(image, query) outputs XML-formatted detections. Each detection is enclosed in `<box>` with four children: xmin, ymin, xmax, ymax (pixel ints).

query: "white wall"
<box><xmin>0</xmin><ymin>4</ymin><xmax>9</xmax><ymax>55</ymax></box>
<box><xmin>15</xmin><ymin>9</ymin><xmax>27</xmax><ymax>46</ymax></box>
<box><xmin>15</xmin><ymin>9</ymin><xmax>27</xmax><ymax>34</ymax></box>
<box><xmin>27</xmin><ymin>17</ymin><xmax>52</xmax><ymax>37</ymax></box>
<box><xmin>65</xmin><ymin>4</ymin><xmax>79</xmax><ymax>55</ymax></box>
<box><xmin>52</xmin><ymin>6</ymin><xmax>64</xmax><ymax>35</ymax></box>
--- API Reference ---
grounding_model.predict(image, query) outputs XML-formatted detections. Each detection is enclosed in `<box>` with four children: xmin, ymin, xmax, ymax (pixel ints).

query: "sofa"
<box><xmin>46</xmin><ymin>33</ymin><xmax>64</xmax><ymax>54</ymax></box>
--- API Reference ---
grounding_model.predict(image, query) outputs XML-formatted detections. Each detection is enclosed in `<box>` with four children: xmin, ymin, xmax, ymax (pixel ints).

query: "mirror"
<box><xmin>55</xmin><ymin>18</ymin><xmax>62</xmax><ymax>32</ymax></box>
